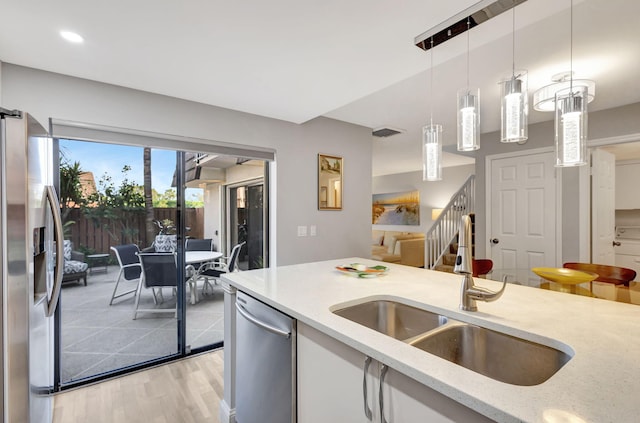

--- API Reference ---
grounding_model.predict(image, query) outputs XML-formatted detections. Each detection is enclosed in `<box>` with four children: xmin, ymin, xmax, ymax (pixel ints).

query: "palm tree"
<box><xmin>143</xmin><ymin>147</ymin><xmax>155</xmax><ymax>246</ymax></box>
<box><xmin>59</xmin><ymin>160</ymin><xmax>84</xmax><ymax>239</ymax></box>
<box><xmin>59</xmin><ymin>160</ymin><xmax>84</xmax><ymax>221</ymax></box>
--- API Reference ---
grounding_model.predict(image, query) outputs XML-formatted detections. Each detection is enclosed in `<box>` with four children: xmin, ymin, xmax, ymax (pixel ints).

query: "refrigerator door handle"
<box><xmin>236</xmin><ymin>302</ymin><xmax>291</xmax><ymax>338</ymax></box>
<box><xmin>45</xmin><ymin>185</ymin><xmax>64</xmax><ymax>317</ymax></box>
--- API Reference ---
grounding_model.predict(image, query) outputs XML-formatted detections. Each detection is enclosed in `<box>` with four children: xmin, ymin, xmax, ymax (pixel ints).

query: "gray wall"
<box><xmin>474</xmin><ymin>102</ymin><xmax>640</xmax><ymax>261</ymax></box>
<box><xmin>372</xmin><ymin>164</ymin><xmax>475</xmax><ymax>234</ymax></box>
<box><xmin>0</xmin><ymin>63</ymin><xmax>372</xmax><ymax>266</ymax></box>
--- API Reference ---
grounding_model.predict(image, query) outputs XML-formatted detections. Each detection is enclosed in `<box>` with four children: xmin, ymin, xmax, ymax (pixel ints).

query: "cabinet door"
<box><xmin>381</xmin><ymin>366</ymin><xmax>494</xmax><ymax>423</ymax></box>
<box><xmin>298</xmin><ymin>322</ymin><xmax>494</xmax><ymax>423</ymax></box>
<box><xmin>297</xmin><ymin>323</ymin><xmax>376</xmax><ymax>423</ymax></box>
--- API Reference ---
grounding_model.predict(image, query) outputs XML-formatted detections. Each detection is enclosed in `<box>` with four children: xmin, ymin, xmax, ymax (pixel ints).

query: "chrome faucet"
<box><xmin>454</xmin><ymin>215</ymin><xmax>507</xmax><ymax>311</ymax></box>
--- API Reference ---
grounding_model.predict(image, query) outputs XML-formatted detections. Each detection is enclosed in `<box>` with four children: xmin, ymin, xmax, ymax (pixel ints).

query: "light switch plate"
<box><xmin>297</xmin><ymin>226</ymin><xmax>307</xmax><ymax>237</ymax></box>
<box><xmin>309</xmin><ymin>225</ymin><xmax>317</xmax><ymax>236</ymax></box>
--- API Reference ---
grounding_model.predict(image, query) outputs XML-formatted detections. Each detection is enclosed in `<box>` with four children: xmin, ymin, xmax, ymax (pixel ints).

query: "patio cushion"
<box><xmin>64</xmin><ymin>260</ymin><xmax>88</xmax><ymax>274</ymax></box>
<box><xmin>63</xmin><ymin>240</ymin><xmax>73</xmax><ymax>261</ymax></box>
<box><xmin>154</xmin><ymin>235</ymin><xmax>177</xmax><ymax>252</ymax></box>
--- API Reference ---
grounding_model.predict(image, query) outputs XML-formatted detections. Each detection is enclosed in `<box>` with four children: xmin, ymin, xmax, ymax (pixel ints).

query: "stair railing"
<box><xmin>425</xmin><ymin>174</ymin><xmax>475</xmax><ymax>269</ymax></box>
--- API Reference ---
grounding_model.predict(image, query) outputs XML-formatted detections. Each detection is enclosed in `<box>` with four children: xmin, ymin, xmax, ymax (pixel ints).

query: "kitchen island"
<box><xmin>220</xmin><ymin>258</ymin><xmax>640</xmax><ymax>423</ymax></box>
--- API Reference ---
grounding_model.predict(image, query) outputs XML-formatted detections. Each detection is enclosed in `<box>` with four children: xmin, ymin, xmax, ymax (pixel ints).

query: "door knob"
<box><xmin>490</xmin><ymin>238</ymin><xmax>500</xmax><ymax>245</ymax></box>
<box><xmin>613</xmin><ymin>241</ymin><xmax>621</xmax><ymax>247</ymax></box>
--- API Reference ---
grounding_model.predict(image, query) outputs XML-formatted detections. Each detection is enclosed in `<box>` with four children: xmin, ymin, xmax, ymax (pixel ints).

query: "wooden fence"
<box><xmin>65</xmin><ymin>207</ymin><xmax>204</xmax><ymax>254</ymax></box>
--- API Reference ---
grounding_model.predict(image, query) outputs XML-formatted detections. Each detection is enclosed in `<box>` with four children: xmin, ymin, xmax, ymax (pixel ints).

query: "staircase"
<box><xmin>433</xmin><ymin>213</ymin><xmax>475</xmax><ymax>273</ymax></box>
<box><xmin>425</xmin><ymin>175</ymin><xmax>475</xmax><ymax>270</ymax></box>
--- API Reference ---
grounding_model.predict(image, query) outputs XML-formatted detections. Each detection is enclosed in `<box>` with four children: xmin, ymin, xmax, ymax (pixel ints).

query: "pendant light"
<box><xmin>500</xmin><ymin>7</ymin><xmax>528</xmax><ymax>144</ymax></box>
<box><xmin>457</xmin><ymin>18</ymin><xmax>480</xmax><ymax>151</ymax></box>
<box><xmin>423</xmin><ymin>37</ymin><xmax>443</xmax><ymax>181</ymax></box>
<box><xmin>555</xmin><ymin>0</ymin><xmax>587</xmax><ymax>167</ymax></box>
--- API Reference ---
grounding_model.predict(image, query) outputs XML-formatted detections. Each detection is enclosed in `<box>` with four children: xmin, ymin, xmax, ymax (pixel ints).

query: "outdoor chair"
<box><xmin>185</xmin><ymin>238</ymin><xmax>214</xmax><ymax>252</ymax></box>
<box><xmin>197</xmin><ymin>242</ymin><xmax>245</xmax><ymax>294</ymax></box>
<box><xmin>186</xmin><ymin>238</ymin><xmax>215</xmax><ymax>294</ymax></box>
<box><xmin>134</xmin><ymin>252</ymin><xmax>179</xmax><ymax>319</ymax></box>
<box><xmin>62</xmin><ymin>240</ymin><xmax>88</xmax><ymax>286</ymax></box>
<box><xmin>109</xmin><ymin>244</ymin><xmax>142</xmax><ymax>305</ymax></box>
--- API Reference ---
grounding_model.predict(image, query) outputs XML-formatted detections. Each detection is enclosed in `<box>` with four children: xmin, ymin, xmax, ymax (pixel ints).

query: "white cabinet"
<box><xmin>616</xmin><ymin>162</ymin><xmax>640</xmax><ymax>209</ymax></box>
<box><xmin>297</xmin><ymin>322</ymin><xmax>373</xmax><ymax>422</ymax></box>
<box><xmin>297</xmin><ymin>322</ymin><xmax>492</xmax><ymax>423</ymax></box>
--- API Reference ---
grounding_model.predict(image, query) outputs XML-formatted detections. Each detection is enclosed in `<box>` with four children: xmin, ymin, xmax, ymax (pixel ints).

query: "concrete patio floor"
<box><xmin>60</xmin><ymin>264</ymin><xmax>224</xmax><ymax>383</ymax></box>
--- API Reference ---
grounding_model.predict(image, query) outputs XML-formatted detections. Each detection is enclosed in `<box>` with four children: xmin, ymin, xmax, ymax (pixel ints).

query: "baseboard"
<box><xmin>219</xmin><ymin>400</ymin><xmax>236</xmax><ymax>423</ymax></box>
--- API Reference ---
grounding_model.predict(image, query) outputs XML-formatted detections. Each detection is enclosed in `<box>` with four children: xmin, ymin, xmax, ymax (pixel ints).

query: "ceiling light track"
<box><xmin>414</xmin><ymin>0</ymin><xmax>527</xmax><ymax>51</ymax></box>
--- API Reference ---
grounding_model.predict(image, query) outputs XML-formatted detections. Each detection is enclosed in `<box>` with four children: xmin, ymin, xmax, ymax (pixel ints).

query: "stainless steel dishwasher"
<box><xmin>235</xmin><ymin>291</ymin><xmax>296</xmax><ymax>423</ymax></box>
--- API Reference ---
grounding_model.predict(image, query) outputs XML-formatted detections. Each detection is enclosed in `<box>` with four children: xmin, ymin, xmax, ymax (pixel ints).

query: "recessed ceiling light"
<box><xmin>60</xmin><ymin>31</ymin><xmax>84</xmax><ymax>44</ymax></box>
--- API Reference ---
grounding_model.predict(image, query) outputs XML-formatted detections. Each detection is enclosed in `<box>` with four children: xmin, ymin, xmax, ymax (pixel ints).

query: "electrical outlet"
<box><xmin>309</xmin><ymin>225</ymin><xmax>317</xmax><ymax>236</ymax></box>
<box><xmin>297</xmin><ymin>226</ymin><xmax>307</xmax><ymax>237</ymax></box>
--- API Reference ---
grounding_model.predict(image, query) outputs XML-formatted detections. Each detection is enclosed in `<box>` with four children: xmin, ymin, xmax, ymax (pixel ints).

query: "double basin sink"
<box><xmin>332</xmin><ymin>299</ymin><xmax>572</xmax><ymax>386</ymax></box>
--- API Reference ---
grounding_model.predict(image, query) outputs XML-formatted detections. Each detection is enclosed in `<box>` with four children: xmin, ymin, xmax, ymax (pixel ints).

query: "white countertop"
<box><xmin>222</xmin><ymin>258</ymin><xmax>640</xmax><ymax>423</ymax></box>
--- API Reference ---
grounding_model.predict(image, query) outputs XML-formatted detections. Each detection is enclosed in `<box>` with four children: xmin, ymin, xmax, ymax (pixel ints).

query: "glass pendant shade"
<box><xmin>422</xmin><ymin>124</ymin><xmax>443</xmax><ymax>181</ymax></box>
<box><xmin>555</xmin><ymin>85</ymin><xmax>588</xmax><ymax>167</ymax></box>
<box><xmin>500</xmin><ymin>71</ymin><xmax>528</xmax><ymax>143</ymax></box>
<box><xmin>457</xmin><ymin>88</ymin><xmax>480</xmax><ymax>151</ymax></box>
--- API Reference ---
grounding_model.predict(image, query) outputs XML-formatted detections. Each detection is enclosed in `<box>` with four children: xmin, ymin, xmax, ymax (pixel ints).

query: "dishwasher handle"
<box><xmin>236</xmin><ymin>301</ymin><xmax>291</xmax><ymax>339</ymax></box>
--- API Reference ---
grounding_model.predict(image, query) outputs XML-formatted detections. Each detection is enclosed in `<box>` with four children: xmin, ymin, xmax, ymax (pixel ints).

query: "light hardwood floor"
<box><xmin>53</xmin><ymin>350</ymin><xmax>224</xmax><ymax>423</ymax></box>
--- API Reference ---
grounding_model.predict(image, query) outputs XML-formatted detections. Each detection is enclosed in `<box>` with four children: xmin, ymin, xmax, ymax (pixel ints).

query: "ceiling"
<box><xmin>1</xmin><ymin>0</ymin><xmax>639</xmax><ymax>176</ymax></box>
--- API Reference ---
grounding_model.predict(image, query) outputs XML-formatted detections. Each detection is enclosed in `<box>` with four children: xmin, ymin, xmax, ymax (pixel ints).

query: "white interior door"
<box><xmin>488</xmin><ymin>151</ymin><xmax>557</xmax><ymax>271</ymax></box>
<box><xmin>591</xmin><ymin>148</ymin><xmax>616</xmax><ymax>265</ymax></box>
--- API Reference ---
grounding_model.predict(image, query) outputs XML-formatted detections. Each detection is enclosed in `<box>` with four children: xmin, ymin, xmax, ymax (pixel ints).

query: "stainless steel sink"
<box><xmin>332</xmin><ymin>300</ymin><xmax>448</xmax><ymax>341</ymax></box>
<box><xmin>332</xmin><ymin>299</ymin><xmax>573</xmax><ymax>386</ymax></box>
<box><xmin>410</xmin><ymin>323</ymin><xmax>572</xmax><ymax>386</ymax></box>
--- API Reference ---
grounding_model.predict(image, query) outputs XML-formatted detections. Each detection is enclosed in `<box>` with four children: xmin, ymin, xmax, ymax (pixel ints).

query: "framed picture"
<box><xmin>372</xmin><ymin>190</ymin><xmax>420</xmax><ymax>225</ymax></box>
<box><xmin>318</xmin><ymin>154</ymin><xmax>342</xmax><ymax>210</ymax></box>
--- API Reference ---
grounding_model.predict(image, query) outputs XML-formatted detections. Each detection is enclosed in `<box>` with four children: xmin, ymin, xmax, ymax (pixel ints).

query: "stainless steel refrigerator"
<box><xmin>1</xmin><ymin>108</ymin><xmax>64</xmax><ymax>422</ymax></box>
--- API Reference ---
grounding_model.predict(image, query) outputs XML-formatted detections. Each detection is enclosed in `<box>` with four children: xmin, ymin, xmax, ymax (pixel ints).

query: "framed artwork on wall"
<box><xmin>372</xmin><ymin>190</ymin><xmax>420</xmax><ymax>225</ymax></box>
<box><xmin>318</xmin><ymin>154</ymin><xmax>342</xmax><ymax>210</ymax></box>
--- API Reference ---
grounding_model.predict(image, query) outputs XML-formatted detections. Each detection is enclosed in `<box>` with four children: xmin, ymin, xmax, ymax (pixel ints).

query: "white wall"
<box><xmin>1</xmin><ymin>64</ymin><xmax>372</xmax><ymax>266</ymax></box>
<box><xmin>372</xmin><ymin>164</ymin><xmax>475</xmax><ymax>233</ymax></box>
<box><xmin>203</xmin><ymin>183</ymin><xmax>221</xmax><ymax>249</ymax></box>
<box><xmin>225</xmin><ymin>162</ymin><xmax>264</xmax><ymax>185</ymax></box>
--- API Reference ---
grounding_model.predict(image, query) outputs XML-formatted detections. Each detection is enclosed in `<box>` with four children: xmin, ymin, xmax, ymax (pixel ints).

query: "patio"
<box><xmin>59</xmin><ymin>264</ymin><xmax>224</xmax><ymax>383</ymax></box>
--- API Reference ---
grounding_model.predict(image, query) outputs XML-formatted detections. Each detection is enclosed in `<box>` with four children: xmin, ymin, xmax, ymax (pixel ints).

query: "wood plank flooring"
<box><xmin>53</xmin><ymin>350</ymin><xmax>224</xmax><ymax>423</ymax></box>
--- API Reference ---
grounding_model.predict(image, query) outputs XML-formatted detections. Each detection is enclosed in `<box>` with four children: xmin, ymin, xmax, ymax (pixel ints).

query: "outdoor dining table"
<box><xmin>185</xmin><ymin>251</ymin><xmax>223</xmax><ymax>304</ymax></box>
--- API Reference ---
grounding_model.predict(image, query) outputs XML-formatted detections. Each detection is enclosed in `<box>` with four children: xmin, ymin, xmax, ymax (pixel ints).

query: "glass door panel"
<box><xmin>246</xmin><ymin>184</ymin><xmax>264</xmax><ymax>269</ymax></box>
<box><xmin>57</xmin><ymin>139</ymin><xmax>179</xmax><ymax>385</ymax></box>
<box><xmin>56</xmin><ymin>142</ymin><xmax>270</xmax><ymax>385</ymax></box>
<box><xmin>182</xmin><ymin>151</ymin><xmax>224</xmax><ymax>351</ymax></box>
<box><xmin>227</xmin><ymin>179</ymin><xmax>266</xmax><ymax>271</ymax></box>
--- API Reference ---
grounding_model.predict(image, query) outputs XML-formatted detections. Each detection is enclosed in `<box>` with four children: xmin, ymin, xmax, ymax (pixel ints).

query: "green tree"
<box><xmin>59</xmin><ymin>159</ymin><xmax>85</xmax><ymax>238</ymax></box>
<box><xmin>83</xmin><ymin>165</ymin><xmax>145</xmax><ymax>245</ymax></box>
<box><xmin>59</xmin><ymin>160</ymin><xmax>84</xmax><ymax>221</ymax></box>
<box><xmin>153</xmin><ymin>189</ymin><xmax>177</xmax><ymax>208</ymax></box>
<box><xmin>186</xmin><ymin>190</ymin><xmax>204</xmax><ymax>208</ymax></box>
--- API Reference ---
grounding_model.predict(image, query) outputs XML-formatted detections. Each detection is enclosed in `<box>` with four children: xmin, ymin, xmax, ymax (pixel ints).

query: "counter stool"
<box><xmin>563</xmin><ymin>262</ymin><xmax>637</xmax><ymax>300</ymax></box>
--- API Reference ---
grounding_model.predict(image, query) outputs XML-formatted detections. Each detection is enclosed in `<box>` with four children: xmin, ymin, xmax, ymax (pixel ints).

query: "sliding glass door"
<box><xmin>57</xmin><ymin>139</ymin><xmax>180</xmax><ymax>385</ymax></box>
<box><xmin>227</xmin><ymin>178</ymin><xmax>266</xmax><ymax>271</ymax></box>
<box><xmin>55</xmin><ymin>136</ymin><xmax>271</xmax><ymax>389</ymax></box>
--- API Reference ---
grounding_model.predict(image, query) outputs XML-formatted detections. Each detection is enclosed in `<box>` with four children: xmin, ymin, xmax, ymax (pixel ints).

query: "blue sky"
<box><xmin>60</xmin><ymin>139</ymin><xmax>200</xmax><ymax>198</ymax></box>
